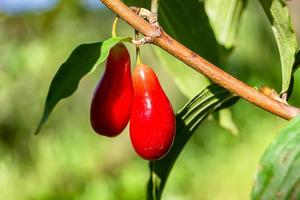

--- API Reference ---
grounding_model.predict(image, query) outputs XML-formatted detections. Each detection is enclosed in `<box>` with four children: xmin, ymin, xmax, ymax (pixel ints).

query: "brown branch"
<box><xmin>100</xmin><ymin>0</ymin><xmax>300</xmax><ymax>120</ymax></box>
<box><xmin>151</xmin><ymin>0</ymin><xmax>159</xmax><ymax>15</ymax></box>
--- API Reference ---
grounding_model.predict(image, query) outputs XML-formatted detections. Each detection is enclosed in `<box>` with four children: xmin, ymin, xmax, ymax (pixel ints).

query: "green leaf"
<box><xmin>35</xmin><ymin>37</ymin><xmax>129</xmax><ymax>134</ymax></box>
<box><xmin>96</xmin><ymin>37</ymin><xmax>131</xmax><ymax>65</ymax></box>
<box><xmin>286</xmin><ymin>51</ymin><xmax>300</xmax><ymax>99</ymax></box>
<box><xmin>155</xmin><ymin>0</ymin><xmax>220</xmax><ymax>97</ymax></box>
<box><xmin>252</xmin><ymin>115</ymin><xmax>300</xmax><ymax>200</ymax></box>
<box><xmin>218</xmin><ymin>108</ymin><xmax>239</xmax><ymax>136</ymax></box>
<box><xmin>123</xmin><ymin>0</ymin><xmax>150</xmax><ymax>8</ymax></box>
<box><xmin>203</xmin><ymin>0</ymin><xmax>246</xmax><ymax>133</ymax></box>
<box><xmin>154</xmin><ymin>47</ymin><xmax>210</xmax><ymax>99</ymax></box>
<box><xmin>147</xmin><ymin>84</ymin><xmax>239</xmax><ymax>200</ymax></box>
<box><xmin>293</xmin><ymin>50</ymin><xmax>300</xmax><ymax>72</ymax></box>
<box><xmin>205</xmin><ymin>0</ymin><xmax>247</xmax><ymax>50</ymax></box>
<box><xmin>158</xmin><ymin>0</ymin><xmax>220</xmax><ymax>64</ymax></box>
<box><xmin>258</xmin><ymin>0</ymin><xmax>298</xmax><ymax>94</ymax></box>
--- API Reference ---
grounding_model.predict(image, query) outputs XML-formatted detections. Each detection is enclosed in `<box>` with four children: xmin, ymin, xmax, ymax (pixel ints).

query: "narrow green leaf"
<box><xmin>252</xmin><ymin>115</ymin><xmax>300</xmax><ymax>200</ymax></box>
<box><xmin>258</xmin><ymin>0</ymin><xmax>298</xmax><ymax>94</ymax></box>
<box><xmin>35</xmin><ymin>37</ymin><xmax>129</xmax><ymax>134</ymax></box>
<box><xmin>147</xmin><ymin>84</ymin><xmax>239</xmax><ymax>200</ymax></box>
<box><xmin>205</xmin><ymin>0</ymin><xmax>247</xmax><ymax>49</ymax></box>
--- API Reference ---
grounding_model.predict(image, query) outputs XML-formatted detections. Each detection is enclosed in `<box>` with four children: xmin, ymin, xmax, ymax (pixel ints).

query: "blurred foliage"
<box><xmin>0</xmin><ymin>0</ymin><xmax>300</xmax><ymax>200</ymax></box>
<box><xmin>252</xmin><ymin>115</ymin><xmax>300</xmax><ymax>200</ymax></box>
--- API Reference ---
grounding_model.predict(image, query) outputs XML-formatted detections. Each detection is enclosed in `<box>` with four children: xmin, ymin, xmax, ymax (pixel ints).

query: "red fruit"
<box><xmin>130</xmin><ymin>63</ymin><xmax>176</xmax><ymax>160</ymax></box>
<box><xmin>90</xmin><ymin>43</ymin><xmax>133</xmax><ymax>137</ymax></box>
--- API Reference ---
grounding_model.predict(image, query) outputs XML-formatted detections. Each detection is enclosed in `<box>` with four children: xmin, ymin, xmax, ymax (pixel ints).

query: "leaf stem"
<box><xmin>100</xmin><ymin>0</ymin><xmax>300</xmax><ymax>120</ymax></box>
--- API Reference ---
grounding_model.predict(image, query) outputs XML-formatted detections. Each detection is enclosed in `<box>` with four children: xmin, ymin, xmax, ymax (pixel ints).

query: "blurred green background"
<box><xmin>0</xmin><ymin>0</ymin><xmax>300</xmax><ymax>199</ymax></box>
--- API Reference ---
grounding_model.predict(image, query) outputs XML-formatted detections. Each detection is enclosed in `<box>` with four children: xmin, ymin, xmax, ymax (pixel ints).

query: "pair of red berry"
<box><xmin>90</xmin><ymin>43</ymin><xmax>176</xmax><ymax>160</ymax></box>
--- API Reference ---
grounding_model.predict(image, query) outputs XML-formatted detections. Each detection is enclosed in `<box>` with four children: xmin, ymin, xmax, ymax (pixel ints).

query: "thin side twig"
<box><xmin>151</xmin><ymin>0</ymin><xmax>159</xmax><ymax>15</ymax></box>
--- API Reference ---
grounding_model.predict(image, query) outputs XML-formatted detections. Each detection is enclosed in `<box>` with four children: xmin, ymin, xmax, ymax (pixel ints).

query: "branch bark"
<box><xmin>100</xmin><ymin>0</ymin><xmax>300</xmax><ymax>120</ymax></box>
<box><xmin>151</xmin><ymin>0</ymin><xmax>159</xmax><ymax>15</ymax></box>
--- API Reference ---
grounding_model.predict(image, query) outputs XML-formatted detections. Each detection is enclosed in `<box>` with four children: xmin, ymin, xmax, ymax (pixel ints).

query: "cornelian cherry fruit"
<box><xmin>130</xmin><ymin>63</ymin><xmax>176</xmax><ymax>160</ymax></box>
<box><xmin>90</xmin><ymin>43</ymin><xmax>133</xmax><ymax>137</ymax></box>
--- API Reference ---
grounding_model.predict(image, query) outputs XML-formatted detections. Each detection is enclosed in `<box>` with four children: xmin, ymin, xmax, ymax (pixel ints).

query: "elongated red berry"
<box><xmin>130</xmin><ymin>63</ymin><xmax>176</xmax><ymax>160</ymax></box>
<box><xmin>90</xmin><ymin>43</ymin><xmax>133</xmax><ymax>137</ymax></box>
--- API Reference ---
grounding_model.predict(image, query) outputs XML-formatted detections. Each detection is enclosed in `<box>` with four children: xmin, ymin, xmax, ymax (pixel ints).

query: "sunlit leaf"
<box><xmin>205</xmin><ymin>0</ymin><xmax>247</xmax><ymax>50</ymax></box>
<box><xmin>218</xmin><ymin>108</ymin><xmax>239</xmax><ymax>136</ymax></box>
<box><xmin>157</xmin><ymin>0</ymin><xmax>221</xmax><ymax>98</ymax></box>
<box><xmin>203</xmin><ymin>0</ymin><xmax>246</xmax><ymax>133</ymax></box>
<box><xmin>154</xmin><ymin>47</ymin><xmax>210</xmax><ymax>98</ymax></box>
<box><xmin>35</xmin><ymin>37</ymin><xmax>130</xmax><ymax>134</ymax></box>
<box><xmin>258</xmin><ymin>0</ymin><xmax>298</xmax><ymax>94</ymax></box>
<box><xmin>147</xmin><ymin>84</ymin><xmax>239</xmax><ymax>200</ymax></box>
<box><xmin>252</xmin><ymin>115</ymin><xmax>300</xmax><ymax>200</ymax></box>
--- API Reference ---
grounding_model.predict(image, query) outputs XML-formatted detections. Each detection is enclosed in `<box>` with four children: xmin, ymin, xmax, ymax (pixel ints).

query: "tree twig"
<box><xmin>151</xmin><ymin>0</ymin><xmax>159</xmax><ymax>16</ymax></box>
<box><xmin>100</xmin><ymin>0</ymin><xmax>300</xmax><ymax>120</ymax></box>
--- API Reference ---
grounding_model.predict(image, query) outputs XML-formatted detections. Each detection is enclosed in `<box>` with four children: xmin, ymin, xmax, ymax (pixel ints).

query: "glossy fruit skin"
<box><xmin>130</xmin><ymin>63</ymin><xmax>176</xmax><ymax>160</ymax></box>
<box><xmin>90</xmin><ymin>43</ymin><xmax>133</xmax><ymax>137</ymax></box>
